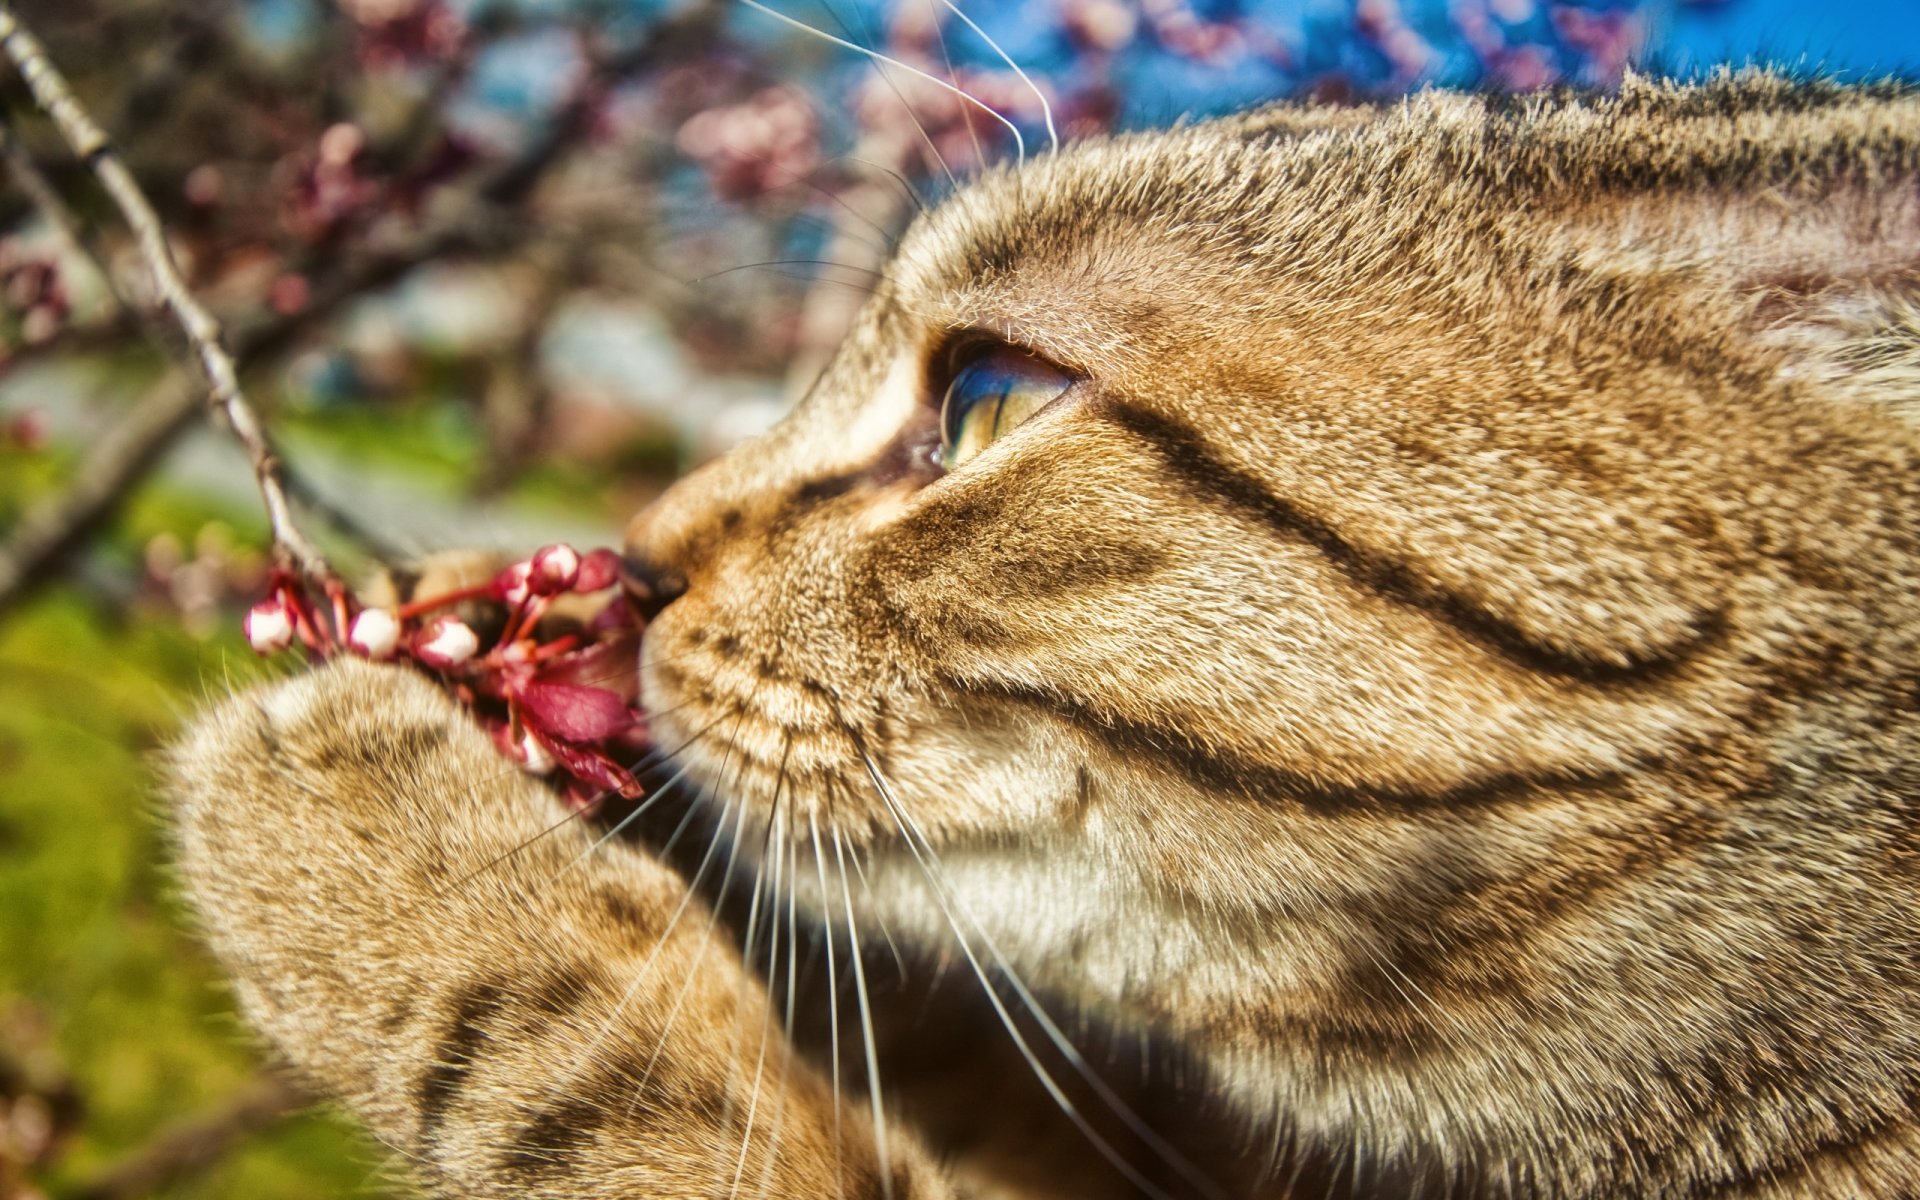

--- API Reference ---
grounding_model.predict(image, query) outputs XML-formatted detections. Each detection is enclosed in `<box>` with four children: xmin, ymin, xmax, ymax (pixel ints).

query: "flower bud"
<box><xmin>519</xmin><ymin>730</ymin><xmax>555</xmax><ymax>774</ymax></box>
<box><xmin>348</xmin><ymin>607</ymin><xmax>400</xmax><ymax>659</ymax></box>
<box><xmin>530</xmin><ymin>543</ymin><xmax>581</xmax><ymax>593</ymax></box>
<box><xmin>414</xmin><ymin>615</ymin><xmax>479</xmax><ymax>667</ymax></box>
<box><xmin>574</xmin><ymin>547</ymin><xmax>622</xmax><ymax>593</ymax></box>
<box><xmin>244</xmin><ymin>597</ymin><xmax>295</xmax><ymax>654</ymax></box>
<box><xmin>492</xmin><ymin>559</ymin><xmax>534</xmax><ymax>606</ymax></box>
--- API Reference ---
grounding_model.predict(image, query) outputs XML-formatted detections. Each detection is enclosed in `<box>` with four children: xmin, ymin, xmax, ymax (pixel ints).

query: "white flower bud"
<box><xmin>531</xmin><ymin>543</ymin><xmax>581</xmax><ymax>592</ymax></box>
<box><xmin>348</xmin><ymin>608</ymin><xmax>400</xmax><ymax>659</ymax></box>
<box><xmin>495</xmin><ymin>560</ymin><xmax>534</xmax><ymax>606</ymax></box>
<box><xmin>415</xmin><ymin>616</ymin><xmax>479</xmax><ymax>667</ymax></box>
<box><xmin>244</xmin><ymin>599</ymin><xmax>294</xmax><ymax>654</ymax></box>
<box><xmin>519</xmin><ymin>731</ymin><xmax>555</xmax><ymax>775</ymax></box>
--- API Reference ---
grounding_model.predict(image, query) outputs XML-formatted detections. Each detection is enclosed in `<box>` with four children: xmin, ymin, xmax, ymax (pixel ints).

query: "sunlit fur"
<box><xmin>171</xmin><ymin>74</ymin><xmax>1920</xmax><ymax>1198</ymax></box>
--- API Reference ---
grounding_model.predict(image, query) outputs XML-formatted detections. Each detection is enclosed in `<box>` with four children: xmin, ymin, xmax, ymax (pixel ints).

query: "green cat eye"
<box><xmin>939</xmin><ymin>348</ymin><xmax>1073</xmax><ymax>469</ymax></box>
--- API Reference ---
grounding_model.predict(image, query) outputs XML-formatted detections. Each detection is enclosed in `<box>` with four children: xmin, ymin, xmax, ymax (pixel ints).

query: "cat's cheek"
<box><xmin>862</xmin><ymin>693</ymin><xmax>1089</xmax><ymax>838</ymax></box>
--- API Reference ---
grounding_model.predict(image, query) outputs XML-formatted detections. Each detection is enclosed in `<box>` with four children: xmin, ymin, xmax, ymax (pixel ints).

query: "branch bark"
<box><xmin>68</xmin><ymin>1074</ymin><xmax>302</xmax><ymax>1200</ymax></box>
<box><xmin>0</xmin><ymin>373</ymin><xmax>198</xmax><ymax>603</ymax></box>
<box><xmin>0</xmin><ymin>2</ymin><xmax>333</xmax><ymax>585</ymax></box>
<box><xmin>0</xmin><ymin>0</ymin><xmax>727</xmax><ymax>615</ymax></box>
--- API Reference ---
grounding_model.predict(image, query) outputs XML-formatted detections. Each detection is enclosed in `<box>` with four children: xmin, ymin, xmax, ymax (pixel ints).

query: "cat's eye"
<box><xmin>938</xmin><ymin>347</ymin><xmax>1074</xmax><ymax>470</ymax></box>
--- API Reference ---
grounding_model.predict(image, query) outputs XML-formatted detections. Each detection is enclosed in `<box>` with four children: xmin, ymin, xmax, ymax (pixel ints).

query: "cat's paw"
<box><xmin>166</xmin><ymin>660</ymin><xmax>949</xmax><ymax>1198</ymax></box>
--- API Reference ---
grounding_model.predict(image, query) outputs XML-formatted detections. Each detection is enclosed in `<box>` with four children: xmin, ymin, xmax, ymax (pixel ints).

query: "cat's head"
<box><xmin>624</xmin><ymin>72</ymin><xmax>1920</xmax><ymax>1081</ymax></box>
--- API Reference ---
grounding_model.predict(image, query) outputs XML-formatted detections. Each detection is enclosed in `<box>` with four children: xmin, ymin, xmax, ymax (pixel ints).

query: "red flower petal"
<box><xmin>591</xmin><ymin>594</ymin><xmax>639</xmax><ymax>632</ymax></box>
<box><xmin>530</xmin><ymin>543</ymin><xmax>581</xmax><ymax>594</ymax></box>
<box><xmin>534</xmin><ymin>731</ymin><xmax>644</xmax><ymax>799</ymax></box>
<box><xmin>491</xmin><ymin>559</ymin><xmax>535</xmax><ymax>605</ymax></box>
<box><xmin>531</xmin><ymin>633</ymin><xmax>640</xmax><ymax>703</ymax></box>
<box><xmin>574</xmin><ymin>548</ymin><xmax>623</xmax><ymax>593</ymax></box>
<box><xmin>518</xmin><ymin>679</ymin><xmax>637</xmax><ymax>742</ymax></box>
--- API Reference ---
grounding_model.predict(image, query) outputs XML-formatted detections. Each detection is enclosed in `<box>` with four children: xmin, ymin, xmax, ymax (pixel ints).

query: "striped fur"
<box><xmin>172</xmin><ymin>74</ymin><xmax>1920</xmax><ymax>1197</ymax></box>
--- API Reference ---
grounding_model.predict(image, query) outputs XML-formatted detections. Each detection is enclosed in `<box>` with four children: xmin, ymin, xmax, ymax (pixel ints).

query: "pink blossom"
<box><xmin>415</xmin><ymin>615</ymin><xmax>479</xmax><ymax>666</ymax></box>
<box><xmin>245</xmin><ymin>597</ymin><xmax>296</xmax><ymax>654</ymax></box>
<box><xmin>239</xmin><ymin>544</ymin><xmax>647</xmax><ymax>801</ymax></box>
<box><xmin>491</xmin><ymin>559</ymin><xmax>535</xmax><ymax>606</ymax></box>
<box><xmin>575</xmin><ymin>548</ymin><xmax>622</xmax><ymax>593</ymax></box>
<box><xmin>677</xmin><ymin>86</ymin><xmax>822</xmax><ymax>202</ymax></box>
<box><xmin>349</xmin><ymin>608</ymin><xmax>401</xmax><ymax>658</ymax></box>
<box><xmin>530</xmin><ymin>543</ymin><xmax>582</xmax><ymax>593</ymax></box>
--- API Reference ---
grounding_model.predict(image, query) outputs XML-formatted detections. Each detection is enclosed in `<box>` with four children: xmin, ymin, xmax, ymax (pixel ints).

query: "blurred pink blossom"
<box><xmin>677</xmin><ymin>86</ymin><xmax>823</xmax><ymax>202</ymax></box>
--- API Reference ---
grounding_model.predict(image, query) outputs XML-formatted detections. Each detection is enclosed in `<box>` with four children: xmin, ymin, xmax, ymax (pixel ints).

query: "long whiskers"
<box><xmin>829</xmin><ymin>153</ymin><xmax>927</xmax><ymax>214</ymax></box>
<box><xmin>570</xmin><ymin>705</ymin><xmax>754</xmax><ymax>1070</ymax></box>
<box><xmin>844</xmin><ymin>835</ymin><xmax>908</xmax><ymax>980</ymax></box>
<box><xmin>925</xmin><ymin>0</ymin><xmax>985</xmax><ymax>171</ymax></box>
<box><xmin>729</xmin><ymin>804</ymin><xmax>788</xmax><ymax>1198</ymax></box>
<box><xmin>806</xmin><ymin>810</ymin><xmax>850</xmax><ymax>1200</ymax></box>
<box><xmin>820</xmin><ymin>0</ymin><xmax>960</xmax><ymax>188</ymax></box>
<box><xmin>828</xmin><ymin>805</ymin><xmax>895</xmax><ymax>1199</ymax></box>
<box><xmin>841</xmin><ymin>721</ymin><xmax>1230</xmax><ymax>1200</ymax></box>
<box><xmin>754</xmin><ymin>830</ymin><xmax>804</xmax><ymax>1199</ymax></box>
<box><xmin>727</xmin><ymin>736</ymin><xmax>793</xmax><ymax>1196</ymax></box>
<box><xmin>740</xmin><ymin>0</ymin><xmax>1028</xmax><ymax>165</ymax></box>
<box><xmin>933</xmin><ymin>0</ymin><xmax>1058</xmax><ymax>155</ymax></box>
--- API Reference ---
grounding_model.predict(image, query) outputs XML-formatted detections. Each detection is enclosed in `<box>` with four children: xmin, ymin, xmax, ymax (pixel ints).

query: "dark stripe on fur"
<box><xmin>1103</xmin><ymin>401</ymin><xmax>1722</xmax><ymax>683</ymax></box>
<box><xmin>417</xmin><ymin>978</ymin><xmax>506</xmax><ymax>1141</ymax></box>
<box><xmin>1699</xmin><ymin>1094</ymin><xmax>1920</xmax><ymax>1199</ymax></box>
<box><xmin>498</xmin><ymin>1095</ymin><xmax>603</xmax><ymax>1182</ymax></box>
<box><xmin>975</xmin><ymin>679</ymin><xmax>1624</xmax><ymax>814</ymax></box>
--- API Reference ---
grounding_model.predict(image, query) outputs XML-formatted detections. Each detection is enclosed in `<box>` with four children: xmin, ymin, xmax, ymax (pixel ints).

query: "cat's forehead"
<box><xmin>889</xmin><ymin>121</ymin><xmax>1307</xmax><ymax>297</ymax></box>
<box><xmin>872</xmin><ymin>118</ymin><xmax>1361</xmax><ymax>367</ymax></box>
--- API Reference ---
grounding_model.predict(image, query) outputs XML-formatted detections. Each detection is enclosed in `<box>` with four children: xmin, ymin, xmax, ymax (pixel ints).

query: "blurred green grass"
<box><xmin>0</xmin><ymin>590</ymin><xmax>402</xmax><ymax>1198</ymax></box>
<box><xmin>0</xmin><ymin>345</ymin><xmax>677</xmax><ymax>1196</ymax></box>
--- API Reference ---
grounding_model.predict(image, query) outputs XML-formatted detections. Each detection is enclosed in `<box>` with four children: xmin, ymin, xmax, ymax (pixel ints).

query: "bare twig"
<box><xmin>0</xmin><ymin>2</ymin><xmax>333</xmax><ymax>585</ymax></box>
<box><xmin>3</xmin><ymin>95</ymin><xmax>403</xmax><ymax>572</ymax></box>
<box><xmin>0</xmin><ymin>374</ymin><xmax>198</xmax><ymax>603</ymax></box>
<box><xmin>0</xmin><ymin>204</ymin><xmax>466</xmax><ymax>612</ymax></box>
<box><xmin>69</xmin><ymin>1073</ymin><xmax>302</xmax><ymax>1200</ymax></box>
<box><xmin>0</xmin><ymin>0</ymin><xmax>727</xmax><ymax>613</ymax></box>
<box><xmin>0</xmin><ymin>111</ymin><xmax>110</xmax><ymax>299</ymax></box>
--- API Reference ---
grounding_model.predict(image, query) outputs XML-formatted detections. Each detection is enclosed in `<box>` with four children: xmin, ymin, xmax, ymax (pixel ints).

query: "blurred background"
<box><xmin>0</xmin><ymin>0</ymin><xmax>1915</xmax><ymax>1195</ymax></box>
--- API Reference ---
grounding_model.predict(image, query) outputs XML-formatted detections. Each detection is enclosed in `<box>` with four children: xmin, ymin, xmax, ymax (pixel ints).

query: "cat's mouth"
<box><xmin>635</xmin><ymin>653</ymin><xmax>903</xmax><ymax>848</ymax></box>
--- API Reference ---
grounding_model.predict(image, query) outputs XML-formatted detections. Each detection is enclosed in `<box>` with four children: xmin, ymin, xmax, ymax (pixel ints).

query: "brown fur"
<box><xmin>169</xmin><ymin>73</ymin><xmax>1920</xmax><ymax>1197</ymax></box>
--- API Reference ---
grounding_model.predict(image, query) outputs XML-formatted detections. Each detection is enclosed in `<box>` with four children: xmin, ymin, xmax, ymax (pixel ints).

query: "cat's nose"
<box><xmin>620</xmin><ymin>552</ymin><xmax>686</xmax><ymax>622</ymax></box>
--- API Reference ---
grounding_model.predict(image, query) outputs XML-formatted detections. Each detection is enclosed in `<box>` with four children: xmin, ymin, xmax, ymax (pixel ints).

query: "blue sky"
<box><xmin>248</xmin><ymin>0</ymin><xmax>1920</xmax><ymax>144</ymax></box>
<box><xmin>1658</xmin><ymin>0</ymin><xmax>1920</xmax><ymax>78</ymax></box>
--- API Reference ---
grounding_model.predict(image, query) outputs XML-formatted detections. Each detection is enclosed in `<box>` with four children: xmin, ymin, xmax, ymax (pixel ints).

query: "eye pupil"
<box><xmin>938</xmin><ymin>348</ymin><xmax>1072</xmax><ymax>470</ymax></box>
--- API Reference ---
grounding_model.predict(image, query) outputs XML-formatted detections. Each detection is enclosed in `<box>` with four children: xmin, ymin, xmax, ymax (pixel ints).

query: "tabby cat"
<box><xmin>167</xmin><ymin>73</ymin><xmax>1920</xmax><ymax>1198</ymax></box>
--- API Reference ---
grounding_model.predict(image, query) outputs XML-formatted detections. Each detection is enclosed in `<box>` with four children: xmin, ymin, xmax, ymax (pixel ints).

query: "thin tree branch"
<box><xmin>0</xmin><ymin>111</ymin><xmax>111</xmax><ymax>302</ymax></box>
<box><xmin>0</xmin><ymin>373</ymin><xmax>198</xmax><ymax>603</ymax></box>
<box><xmin>0</xmin><ymin>2</ymin><xmax>333</xmax><ymax>585</ymax></box>
<box><xmin>3</xmin><ymin>102</ymin><xmax>402</xmax><ymax>569</ymax></box>
<box><xmin>0</xmin><ymin>0</ymin><xmax>728</xmax><ymax>614</ymax></box>
<box><xmin>68</xmin><ymin>1073</ymin><xmax>302</xmax><ymax>1200</ymax></box>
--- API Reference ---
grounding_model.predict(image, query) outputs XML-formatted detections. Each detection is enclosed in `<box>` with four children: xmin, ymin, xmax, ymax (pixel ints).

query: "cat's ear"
<box><xmin>1544</xmin><ymin>75</ymin><xmax>1920</xmax><ymax>412</ymax></box>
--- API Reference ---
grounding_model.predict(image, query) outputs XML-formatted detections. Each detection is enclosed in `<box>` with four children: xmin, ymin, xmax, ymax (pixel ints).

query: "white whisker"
<box><xmin>831</xmin><ymin>814</ymin><xmax>894</xmax><ymax>1199</ymax></box>
<box><xmin>634</xmin><ymin>718</ymin><xmax>767</xmax><ymax>1111</ymax></box>
<box><xmin>751</xmin><ymin>823</ymin><xmax>805</xmax><ymax>1200</ymax></box>
<box><xmin>728</xmin><ymin>813</ymin><xmax>779</xmax><ymax>1198</ymax></box>
<box><xmin>573</xmin><ymin>701</ymin><xmax>756</xmax><ymax>1074</ymax></box>
<box><xmin>925</xmin><ymin>0</ymin><xmax>986</xmax><ymax>170</ymax></box>
<box><xmin>740</xmin><ymin>0</ymin><xmax>1027</xmax><ymax>165</ymax></box>
<box><xmin>934</xmin><ymin>0</ymin><xmax>1057</xmax><ymax>155</ymax></box>
<box><xmin>846</xmin><ymin>730</ymin><xmax>1229</xmax><ymax>1200</ymax></box>
<box><xmin>807</xmin><ymin>809</ymin><xmax>850</xmax><ymax>1200</ymax></box>
<box><xmin>844</xmin><ymin>837</ymin><xmax>908</xmax><ymax>980</ymax></box>
<box><xmin>817</xmin><ymin>0</ymin><xmax>960</xmax><ymax>188</ymax></box>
